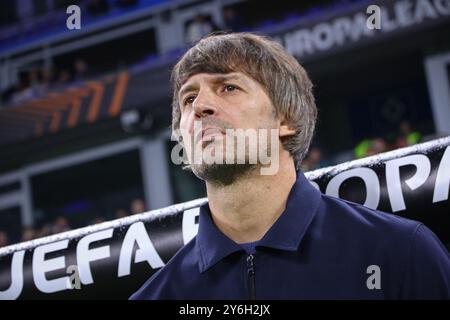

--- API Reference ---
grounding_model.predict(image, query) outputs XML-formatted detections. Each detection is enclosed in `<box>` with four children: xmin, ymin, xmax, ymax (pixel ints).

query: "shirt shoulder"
<box><xmin>129</xmin><ymin>237</ymin><xmax>199</xmax><ymax>300</ymax></box>
<box><xmin>318</xmin><ymin>194</ymin><xmax>450</xmax><ymax>298</ymax></box>
<box><xmin>320</xmin><ymin>193</ymin><xmax>421</xmax><ymax>238</ymax></box>
<box><xmin>400</xmin><ymin>223</ymin><xmax>450</xmax><ymax>298</ymax></box>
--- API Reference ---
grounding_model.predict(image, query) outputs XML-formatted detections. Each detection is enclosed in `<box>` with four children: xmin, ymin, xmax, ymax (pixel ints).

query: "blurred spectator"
<box><xmin>58</xmin><ymin>69</ymin><xmax>72</xmax><ymax>84</ymax></box>
<box><xmin>354</xmin><ymin>138</ymin><xmax>371</xmax><ymax>159</ymax></box>
<box><xmin>41</xmin><ymin>67</ymin><xmax>55</xmax><ymax>84</ymax></box>
<box><xmin>28</xmin><ymin>68</ymin><xmax>40</xmax><ymax>90</ymax></box>
<box><xmin>399</xmin><ymin>121</ymin><xmax>421</xmax><ymax>146</ymax></box>
<box><xmin>366</xmin><ymin>137</ymin><xmax>388</xmax><ymax>156</ymax></box>
<box><xmin>115</xmin><ymin>208</ymin><xmax>129</xmax><ymax>219</ymax></box>
<box><xmin>7</xmin><ymin>67</ymin><xmax>54</xmax><ymax>106</ymax></box>
<box><xmin>222</xmin><ymin>7</ymin><xmax>242</xmax><ymax>32</ymax></box>
<box><xmin>52</xmin><ymin>216</ymin><xmax>71</xmax><ymax>234</ymax></box>
<box><xmin>87</xmin><ymin>0</ymin><xmax>109</xmax><ymax>16</ymax></box>
<box><xmin>21</xmin><ymin>227</ymin><xmax>35</xmax><ymax>242</ymax></box>
<box><xmin>0</xmin><ymin>231</ymin><xmax>9</xmax><ymax>247</ymax></box>
<box><xmin>185</xmin><ymin>14</ymin><xmax>218</xmax><ymax>44</ymax></box>
<box><xmin>11</xmin><ymin>86</ymin><xmax>35</xmax><ymax>105</ymax></box>
<box><xmin>37</xmin><ymin>66</ymin><xmax>55</xmax><ymax>95</ymax></box>
<box><xmin>1</xmin><ymin>59</ymin><xmax>91</xmax><ymax>106</ymax></box>
<box><xmin>35</xmin><ymin>223</ymin><xmax>52</xmax><ymax>238</ymax></box>
<box><xmin>52</xmin><ymin>68</ymin><xmax>73</xmax><ymax>91</ymax></box>
<box><xmin>394</xmin><ymin>135</ymin><xmax>408</xmax><ymax>149</ymax></box>
<box><xmin>73</xmin><ymin>58</ymin><xmax>89</xmax><ymax>82</ymax></box>
<box><xmin>11</xmin><ymin>72</ymin><xmax>35</xmax><ymax>105</ymax></box>
<box><xmin>355</xmin><ymin>137</ymin><xmax>390</xmax><ymax>158</ymax></box>
<box><xmin>130</xmin><ymin>198</ymin><xmax>146</xmax><ymax>214</ymax></box>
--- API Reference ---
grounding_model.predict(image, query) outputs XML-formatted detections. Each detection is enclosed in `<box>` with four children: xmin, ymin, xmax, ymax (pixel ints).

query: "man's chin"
<box><xmin>192</xmin><ymin>163</ymin><xmax>257</xmax><ymax>186</ymax></box>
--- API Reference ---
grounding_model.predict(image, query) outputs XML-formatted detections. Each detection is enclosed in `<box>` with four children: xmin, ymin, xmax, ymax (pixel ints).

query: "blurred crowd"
<box><xmin>352</xmin><ymin>121</ymin><xmax>422</xmax><ymax>159</ymax></box>
<box><xmin>0</xmin><ymin>197</ymin><xmax>146</xmax><ymax>248</ymax></box>
<box><xmin>1</xmin><ymin>58</ymin><xmax>90</xmax><ymax>107</ymax></box>
<box><xmin>301</xmin><ymin>121</ymin><xmax>423</xmax><ymax>172</ymax></box>
<box><xmin>0</xmin><ymin>0</ymin><xmax>143</xmax><ymax>108</ymax></box>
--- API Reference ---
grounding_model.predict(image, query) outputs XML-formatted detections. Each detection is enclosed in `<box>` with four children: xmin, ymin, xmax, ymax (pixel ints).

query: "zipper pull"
<box><xmin>247</xmin><ymin>254</ymin><xmax>255</xmax><ymax>275</ymax></box>
<box><xmin>246</xmin><ymin>254</ymin><xmax>256</xmax><ymax>300</ymax></box>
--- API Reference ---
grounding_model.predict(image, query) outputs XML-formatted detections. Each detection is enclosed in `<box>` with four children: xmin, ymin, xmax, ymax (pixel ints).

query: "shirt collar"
<box><xmin>196</xmin><ymin>170</ymin><xmax>322</xmax><ymax>273</ymax></box>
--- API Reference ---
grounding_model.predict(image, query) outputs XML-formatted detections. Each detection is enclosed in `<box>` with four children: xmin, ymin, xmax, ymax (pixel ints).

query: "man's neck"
<box><xmin>205</xmin><ymin>155</ymin><xmax>297</xmax><ymax>244</ymax></box>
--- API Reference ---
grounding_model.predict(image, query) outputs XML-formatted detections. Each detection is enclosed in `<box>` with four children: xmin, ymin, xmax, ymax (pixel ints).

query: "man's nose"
<box><xmin>193</xmin><ymin>91</ymin><xmax>218</xmax><ymax>118</ymax></box>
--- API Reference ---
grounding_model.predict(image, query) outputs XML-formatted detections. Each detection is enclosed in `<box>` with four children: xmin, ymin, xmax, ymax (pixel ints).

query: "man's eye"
<box><xmin>224</xmin><ymin>84</ymin><xmax>237</xmax><ymax>92</ymax></box>
<box><xmin>184</xmin><ymin>96</ymin><xmax>196</xmax><ymax>105</ymax></box>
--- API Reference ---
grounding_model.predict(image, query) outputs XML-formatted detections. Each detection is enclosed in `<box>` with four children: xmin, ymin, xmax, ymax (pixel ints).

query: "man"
<box><xmin>130</xmin><ymin>33</ymin><xmax>450</xmax><ymax>299</ymax></box>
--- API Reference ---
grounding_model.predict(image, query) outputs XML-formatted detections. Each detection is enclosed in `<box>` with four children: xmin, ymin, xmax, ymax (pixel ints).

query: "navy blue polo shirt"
<box><xmin>130</xmin><ymin>170</ymin><xmax>450</xmax><ymax>299</ymax></box>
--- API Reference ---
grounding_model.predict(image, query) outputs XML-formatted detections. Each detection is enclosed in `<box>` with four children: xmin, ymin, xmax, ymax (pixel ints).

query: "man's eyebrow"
<box><xmin>179</xmin><ymin>74</ymin><xmax>245</xmax><ymax>99</ymax></box>
<box><xmin>210</xmin><ymin>74</ymin><xmax>243</xmax><ymax>83</ymax></box>
<box><xmin>179</xmin><ymin>84</ymin><xmax>198</xmax><ymax>100</ymax></box>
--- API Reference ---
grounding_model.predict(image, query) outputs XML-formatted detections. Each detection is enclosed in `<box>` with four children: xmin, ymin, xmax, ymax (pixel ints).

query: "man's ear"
<box><xmin>279</xmin><ymin>118</ymin><xmax>296</xmax><ymax>138</ymax></box>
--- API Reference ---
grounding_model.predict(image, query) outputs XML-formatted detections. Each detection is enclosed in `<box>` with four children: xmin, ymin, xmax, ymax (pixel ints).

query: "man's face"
<box><xmin>177</xmin><ymin>72</ymin><xmax>283</xmax><ymax>184</ymax></box>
